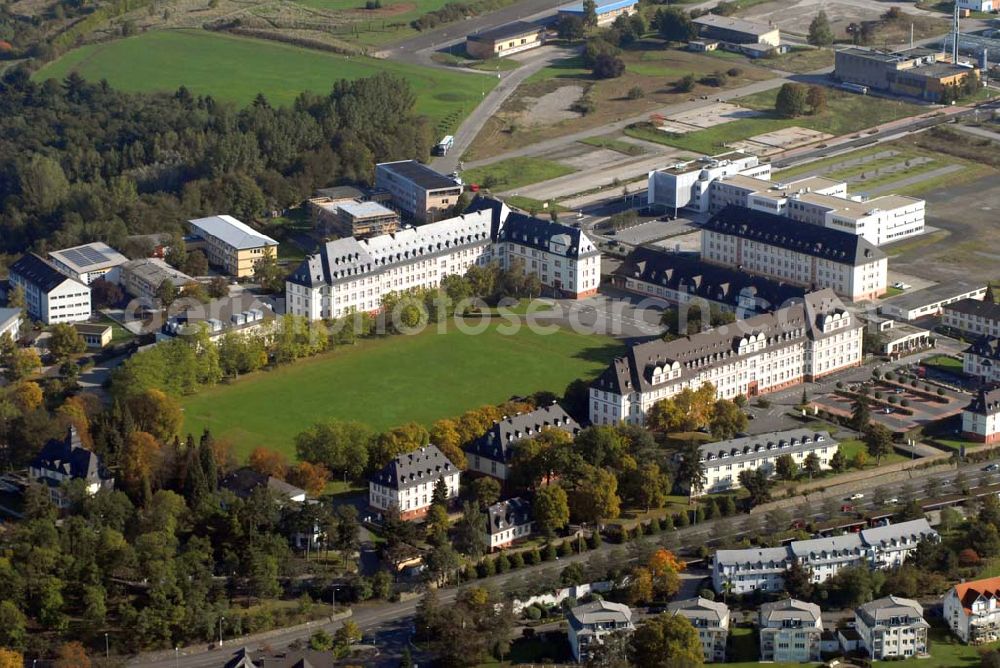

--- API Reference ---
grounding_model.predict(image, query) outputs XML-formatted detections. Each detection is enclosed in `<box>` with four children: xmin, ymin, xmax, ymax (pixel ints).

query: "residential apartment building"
<box><xmin>374</xmin><ymin>160</ymin><xmax>463</xmax><ymax>223</ymax></box>
<box><xmin>188</xmin><ymin>215</ymin><xmax>279</xmax><ymax>278</ymax></box>
<box><xmin>647</xmin><ymin>152</ymin><xmax>771</xmax><ymax>214</ymax></box>
<box><xmin>368</xmin><ymin>445</ymin><xmax>460</xmax><ymax>520</ymax></box>
<box><xmin>466</xmin><ymin>21</ymin><xmax>545</xmax><ymax>59</ymax></box>
<box><xmin>611</xmin><ymin>246</ymin><xmax>806</xmax><ymax>317</ymax></box>
<box><xmin>120</xmin><ymin>258</ymin><xmax>194</xmax><ymax>303</ymax></box>
<box><xmin>855</xmin><ymin>596</ymin><xmax>929</xmax><ymax>660</ymax></box>
<box><xmin>958</xmin><ymin>0</ymin><xmax>994</xmax><ymax>11</ymax></box>
<box><xmin>759</xmin><ymin>599</ymin><xmax>823</xmax><ymax>663</ymax></box>
<box><xmin>701</xmin><ymin>206</ymin><xmax>889</xmax><ymax>302</ymax></box>
<box><xmin>835</xmin><ymin>46</ymin><xmax>978</xmax><ymax>102</ymax></box>
<box><xmin>590</xmin><ymin>289</ymin><xmax>862</xmax><ymax>426</ymax></box>
<box><xmin>667</xmin><ymin>598</ymin><xmax>729</xmax><ymax>663</ymax></box>
<box><xmin>694</xmin><ymin>429</ymin><xmax>837</xmax><ymax>496</ymax></box>
<box><xmin>465</xmin><ymin>404</ymin><xmax>580</xmax><ymax>481</ymax></box>
<box><xmin>48</xmin><ymin>241</ymin><xmax>129</xmax><ymax>285</ymax></box>
<box><xmin>287</xmin><ymin>198</ymin><xmax>600</xmax><ymax>320</ymax></box>
<box><xmin>484</xmin><ymin>497</ymin><xmax>533</xmax><ymax>551</ymax></box>
<box><xmin>711</xmin><ymin>519</ymin><xmax>938</xmax><ymax>594</ymax></box>
<box><xmin>882</xmin><ymin>280</ymin><xmax>988</xmax><ymax>321</ymax></box>
<box><xmin>943</xmin><ymin>296</ymin><xmax>1000</xmax><ymax>338</ymax></box>
<box><xmin>962</xmin><ymin>387</ymin><xmax>1000</xmax><ymax>443</ymax></box>
<box><xmin>711</xmin><ymin>174</ymin><xmax>925</xmax><ymax>247</ymax></box>
<box><xmin>29</xmin><ymin>426</ymin><xmax>114</xmax><ymax>507</ymax></box>
<box><xmin>567</xmin><ymin>601</ymin><xmax>635</xmax><ymax>663</ymax></box>
<box><xmin>9</xmin><ymin>253</ymin><xmax>91</xmax><ymax>325</ymax></box>
<box><xmin>0</xmin><ymin>307</ymin><xmax>22</xmax><ymax>341</ymax></box>
<box><xmin>944</xmin><ymin>576</ymin><xmax>1000</xmax><ymax>644</ymax></box>
<box><xmin>557</xmin><ymin>0</ymin><xmax>638</xmax><ymax>26</ymax></box>
<box><xmin>964</xmin><ymin>337</ymin><xmax>1000</xmax><ymax>383</ymax></box>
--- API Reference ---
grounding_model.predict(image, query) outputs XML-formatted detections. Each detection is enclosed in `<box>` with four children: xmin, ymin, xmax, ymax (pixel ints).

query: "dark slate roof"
<box><xmin>594</xmin><ymin>289</ymin><xmax>855</xmax><ymax>396</ymax></box>
<box><xmin>704</xmin><ymin>206</ymin><xmax>886</xmax><ymax>266</ymax></box>
<box><xmin>10</xmin><ymin>253</ymin><xmax>83</xmax><ymax>293</ymax></box>
<box><xmin>221</xmin><ymin>468</ymin><xmax>306</xmax><ymax>501</ymax></box>
<box><xmin>497</xmin><ymin>209</ymin><xmax>598</xmax><ymax>259</ymax></box>
<box><xmin>485</xmin><ymin>497</ymin><xmax>532</xmax><ymax>535</ymax></box>
<box><xmin>31</xmin><ymin>427</ymin><xmax>110</xmax><ymax>484</ymax></box>
<box><xmin>966</xmin><ymin>336</ymin><xmax>1000</xmax><ymax>361</ymax></box>
<box><xmin>614</xmin><ymin>246</ymin><xmax>805</xmax><ymax>311</ymax></box>
<box><xmin>465</xmin><ymin>404</ymin><xmax>580</xmax><ymax>463</ymax></box>
<box><xmin>370</xmin><ymin>445</ymin><xmax>456</xmax><ymax>491</ymax></box>
<box><xmin>945</xmin><ymin>298</ymin><xmax>1000</xmax><ymax>320</ymax></box>
<box><xmin>468</xmin><ymin>20</ymin><xmax>543</xmax><ymax>42</ymax></box>
<box><xmin>967</xmin><ymin>387</ymin><xmax>1000</xmax><ymax>415</ymax></box>
<box><xmin>377</xmin><ymin>160</ymin><xmax>459</xmax><ymax>191</ymax></box>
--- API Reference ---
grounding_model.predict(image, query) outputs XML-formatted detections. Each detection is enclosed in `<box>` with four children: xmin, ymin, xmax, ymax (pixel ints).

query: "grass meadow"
<box><xmin>34</xmin><ymin>30</ymin><xmax>497</xmax><ymax>130</ymax></box>
<box><xmin>181</xmin><ymin>323</ymin><xmax>622</xmax><ymax>460</ymax></box>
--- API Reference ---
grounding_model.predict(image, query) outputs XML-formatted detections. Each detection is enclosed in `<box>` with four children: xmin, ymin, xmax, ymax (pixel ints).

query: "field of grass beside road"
<box><xmin>625</xmin><ymin>89</ymin><xmax>924</xmax><ymax>155</ymax></box>
<box><xmin>34</xmin><ymin>29</ymin><xmax>496</xmax><ymax>130</ymax></box>
<box><xmin>461</xmin><ymin>157</ymin><xmax>577</xmax><ymax>191</ymax></box>
<box><xmin>181</xmin><ymin>323</ymin><xmax>622</xmax><ymax>459</ymax></box>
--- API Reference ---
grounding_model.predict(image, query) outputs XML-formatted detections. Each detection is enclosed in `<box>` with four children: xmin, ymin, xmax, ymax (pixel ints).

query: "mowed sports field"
<box><xmin>34</xmin><ymin>30</ymin><xmax>497</xmax><ymax>128</ymax></box>
<box><xmin>181</xmin><ymin>325</ymin><xmax>622</xmax><ymax>460</ymax></box>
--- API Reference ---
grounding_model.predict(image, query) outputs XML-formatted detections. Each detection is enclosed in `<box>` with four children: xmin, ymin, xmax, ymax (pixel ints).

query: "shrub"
<box><xmin>525</xmin><ymin>548</ymin><xmax>540</xmax><ymax>565</ymax></box>
<box><xmin>627</xmin><ymin>86</ymin><xmax>645</xmax><ymax>99</ymax></box>
<box><xmin>589</xmin><ymin>532</ymin><xmax>603</xmax><ymax>549</ymax></box>
<box><xmin>559</xmin><ymin>540</ymin><xmax>573</xmax><ymax>557</ymax></box>
<box><xmin>911</xmin><ymin>380</ymin><xmax>919</xmax><ymax>388</ymax></box>
<box><xmin>510</xmin><ymin>551</ymin><xmax>525</xmax><ymax>569</ymax></box>
<box><xmin>593</xmin><ymin>53</ymin><xmax>626</xmax><ymax>79</ymax></box>
<box><xmin>543</xmin><ymin>543</ymin><xmax>557</xmax><ymax>561</ymax></box>
<box><xmin>699</xmin><ymin>588</ymin><xmax>716</xmax><ymax>600</ymax></box>
<box><xmin>364</xmin><ymin>0</ymin><xmax>382</xmax><ymax>8</ymax></box>
<box><xmin>756</xmin><ymin>398</ymin><xmax>771</xmax><ymax>409</ymax></box>
<box><xmin>526</xmin><ymin>605</ymin><xmax>542</xmax><ymax>620</ymax></box>
<box><xmin>660</xmin><ymin>515</ymin><xmax>674</xmax><ymax>530</ymax></box>
<box><xmin>937</xmin><ymin>388</ymin><xmax>946</xmax><ymax>396</ymax></box>
<box><xmin>676</xmin><ymin>73</ymin><xmax>697</xmax><ymax>92</ymax></box>
<box><xmin>874</xmin><ymin>391</ymin><xmax>883</xmax><ymax>400</ymax></box>
<box><xmin>888</xmin><ymin>395</ymin><xmax>898</xmax><ymax>404</ymax></box>
<box><xmin>726</xmin><ymin>67</ymin><xmax>742</xmax><ymax>77</ymax></box>
<box><xmin>885</xmin><ymin>372</ymin><xmax>894</xmax><ymax>381</ymax></box>
<box><xmin>699</xmin><ymin>71</ymin><xmax>727</xmax><ymax>87</ymax></box>
<box><xmin>478</xmin><ymin>558</ymin><xmax>494</xmax><ymax>578</ymax></box>
<box><xmin>836</xmin><ymin>381</ymin><xmax>844</xmax><ymax>389</ymax></box>
<box><xmin>900</xmin><ymin>399</ymin><xmax>910</xmax><ymax>407</ymax></box>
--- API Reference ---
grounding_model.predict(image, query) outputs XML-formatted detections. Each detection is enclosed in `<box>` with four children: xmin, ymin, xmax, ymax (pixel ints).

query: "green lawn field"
<box><xmin>181</xmin><ymin>323</ymin><xmax>622</xmax><ymax>460</ymax></box>
<box><xmin>34</xmin><ymin>30</ymin><xmax>497</xmax><ymax>129</ymax></box>
<box><xmin>461</xmin><ymin>157</ymin><xmax>577</xmax><ymax>191</ymax></box>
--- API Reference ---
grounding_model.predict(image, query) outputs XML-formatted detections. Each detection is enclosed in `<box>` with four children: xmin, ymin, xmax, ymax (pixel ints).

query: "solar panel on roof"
<box><xmin>62</xmin><ymin>246</ymin><xmax>110</xmax><ymax>267</ymax></box>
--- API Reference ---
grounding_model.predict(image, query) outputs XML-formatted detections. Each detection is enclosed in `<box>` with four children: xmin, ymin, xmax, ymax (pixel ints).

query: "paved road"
<box><xmin>430</xmin><ymin>44</ymin><xmax>580</xmax><ymax>175</ymax></box>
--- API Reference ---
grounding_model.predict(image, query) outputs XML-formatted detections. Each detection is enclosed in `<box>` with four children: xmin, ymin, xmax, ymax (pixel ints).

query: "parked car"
<box><xmin>985</xmin><ymin>463</ymin><xmax>1000</xmax><ymax>472</ymax></box>
<box><xmin>892</xmin><ymin>281</ymin><xmax>912</xmax><ymax>290</ymax></box>
<box><xmin>849</xmin><ymin>493</ymin><xmax>865</xmax><ymax>500</ymax></box>
<box><xmin>884</xmin><ymin>497</ymin><xmax>899</xmax><ymax>505</ymax></box>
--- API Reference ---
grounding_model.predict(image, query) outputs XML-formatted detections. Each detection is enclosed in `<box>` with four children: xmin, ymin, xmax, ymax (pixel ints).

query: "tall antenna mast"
<box><xmin>953</xmin><ymin>1</ymin><xmax>960</xmax><ymax>63</ymax></box>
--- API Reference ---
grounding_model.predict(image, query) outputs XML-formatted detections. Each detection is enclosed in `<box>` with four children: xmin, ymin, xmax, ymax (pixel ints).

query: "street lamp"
<box><xmin>219</xmin><ymin>616</ymin><xmax>225</xmax><ymax>647</ymax></box>
<box><xmin>105</xmin><ymin>633</ymin><xmax>109</xmax><ymax>660</ymax></box>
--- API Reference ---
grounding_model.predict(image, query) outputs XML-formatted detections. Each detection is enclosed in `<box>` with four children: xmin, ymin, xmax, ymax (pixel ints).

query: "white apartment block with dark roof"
<box><xmin>9</xmin><ymin>253</ymin><xmax>91</xmax><ymax>325</ymax></box>
<box><xmin>855</xmin><ymin>596</ymin><xmax>929</xmax><ymax>660</ymax></box>
<box><xmin>667</xmin><ymin>598</ymin><xmax>729</xmax><ymax>663</ymax></box>
<box><xmin>759</xmin><ymin>599</ymin><xmax>823</xmax><ymax>663</ymax></box>
<box><xmin>368</xmin><ymin>445</ymin><xmax>459</xmax><ymax>520</ymax></box>
<box><xmin>567</xmin><ymin>600</ymin><xmax>634</xmax><ymax>663</ymax></box>
<box><xmin>48</xmin><ymin>241</ymin><xmax>129</xmax><ymax>285</ymax></box>
<box><xmin>287</xmin><ymin>198</ymin><xmax>601</xmax><ymax>320</ymax></box>
<box><xmin>695</xmin><ymin>429</ymin><xmax>837</xmax><ymax>496</ymax></box>
<box><xmin>963</xmin><ymin>337</ymin><xmax>1000</xmax><ymax>384</ymax></box>
<box><xmin>465</xmin><ymin>404</ymin><xmax>580</xmax><ymax>481</ymax></box>
<box><xmin>963</xmin><ymin>387</ymin><xmax>1000</xmax><ymax>444</ymax></box>
<box><xmin>701</xmin><ymin>206</ymin><xmax>888</xmax><ymax>302</ymax></box>
<box><xmin>484</xmin><ymin>497</ymin><xmax>533</xmax><ymax>550</ymax></box>
<box><xmin>590</xmin><ymin>289</ymin><xmax>862</xmax><ymax>426</ymax></box>
<box><xmin>711</xmin><ymin>519</ymin><xmax>937</xmax><ymax>594</ymax></box>
<box><xmin>943</xmin><ymin>297</ymin><xmax>1000</xmax><ymax>338</ymax></box>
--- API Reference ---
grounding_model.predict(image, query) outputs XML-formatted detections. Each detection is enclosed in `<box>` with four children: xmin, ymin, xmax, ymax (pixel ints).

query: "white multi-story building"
<box><xmin>963</xmin><ymin>337</ymin><xmax>1000</xmax><ymax>384</ymax></box>
<box><xmin>0</xmin><ymin>307</ymin><xmax>21</xmax><ymax>341</ymax></box>
<box><xmin>962</xmin><ymin>388</ymin><xmax>1000</xmax><ymax>444</ymax></box>
<box><xmin>647</xmin><ymin>152</ymin><xmax>771</xmax><ymax>214</ymax></box>
<box><xmin>701</xmin><ymin>206</ymin><xmax>888</xmax><ymax>302</ymax></box>
<box><xmin>855</xmin><ymin>596</ymin><xmax>929</xmax><ymax>660</ymax></box>
<box><xmin>590</xmin><ymin>289</ymin><xmax>862</xmax><ymax>426</ymax></box>
<box><xmin>287</xmin><ymin>198</ymin><xmax>600</xmax><ymax>320</ymax></box>
<box><xmin>567</xmin><ymin>601</ymin><xmax>634</xmax><ymax>663</ymax></box>
<box><xmin>958</xmin><ymin>0</ymin><xmax>994</xmax><ymax>12</ymax></box>
<box><xmin>48</xmin><ymin>241</ymin><xmax>130</xmax><ymax>285</ymax></box>
<box><xmin>9</xmin><ymin>253</ymin><xmax>91</xmax><ymax>325</ymax></box>
<box><xmin>484</xmin><ymin>497</ymin><xmax>533</xmax><ymax>551</ymax></box>
<box><xmin>465</xmin><ymin>404</ymin><xmax>580</xmax><ymax>481</ymax></box>
<box><xmin>711</xmin><ymin>519</ymin><xmax>937</xmax><ymax>594</ymax></box>
<box><xmin>759</xmin><ymin>599</ymin><xmax>823</xmax><ymax>663</ymax></box>
<box><xmin>29</xmin><ymin>427</ymin><xmax>114</xmax><ymax>507</ymax></box>
<box><xmin>694</xmin><ymin>429</ymin><xmax>837</xmax><ymax>496</ymax></box>
<box><xmin>943</xmin><ymin>297</ymin><xmax>1000</xmax><ymax>338</ymax></box>
<box><xmin>667</xmin><ymin>598</ymin><xmax>729</xmax><ymax>663</ymax></box>
<box><xmin>944</xmin><ymin>576</ymin><xmax>1000</xmax><ymax>644</ymax></box>
<box><xmin>368</xmin><ymin>446</ymin><xmax>460</xmax><ymax>521</ymax></box>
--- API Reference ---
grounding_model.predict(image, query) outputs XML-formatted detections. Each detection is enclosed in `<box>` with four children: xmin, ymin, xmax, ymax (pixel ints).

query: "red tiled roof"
<box><xmin>955</xmin><ymin>576</ymin><xmax>1000</xmax><ymax>613</ymax></box>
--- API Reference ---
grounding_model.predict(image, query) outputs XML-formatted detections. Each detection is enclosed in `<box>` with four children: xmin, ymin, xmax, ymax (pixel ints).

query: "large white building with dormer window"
<box><xmin>944</xmin><ymin>576</ymin><xmax>1000</xmax><ymax>644</ymax></box>
<box><xmin>590</xmin><ymin>289</ymin><xmax>862</xmax><ymax>426</ymax></box>
<box><xmin>368</xmin><ymin>445</ymin><xmax>460</xmax><ymax>521</ymax></box>
<box><xmin>695</xmin><ymin>429</ymin><xmax>837</xmax><ymax>496</ymax></box>
<box><xmin>286</xmin><ymin>197</ymin><xmax>600</xmax><ymax>320</ymax></box>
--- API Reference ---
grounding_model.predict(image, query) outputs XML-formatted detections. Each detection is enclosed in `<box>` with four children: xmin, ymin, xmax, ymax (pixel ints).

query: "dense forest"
<box><xmin>0</xmin><ymin>67</ymin><xmax>434</xmax><ymax>255</ymax></box>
